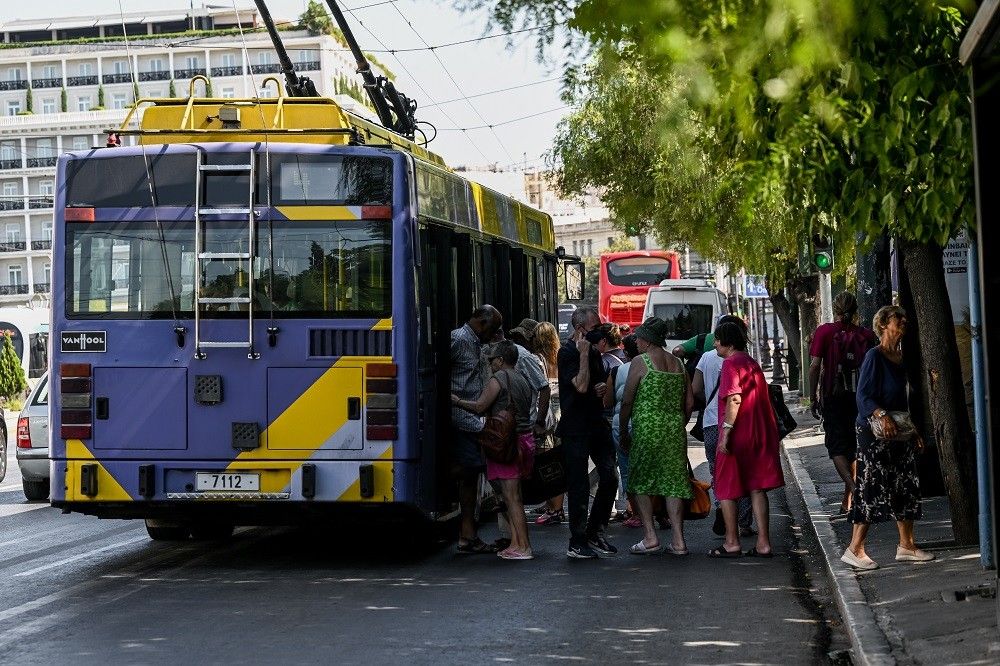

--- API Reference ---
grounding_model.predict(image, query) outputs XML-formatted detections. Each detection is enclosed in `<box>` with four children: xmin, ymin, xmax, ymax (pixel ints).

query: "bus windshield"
<box><xmin>651</xmin><ymin>303</ymin><xmax>714</xmax><ymax>341</ymax></box>
<box><xmin>66</xmin><ymin>220</ymin><xmax>391</xmax><ymax>318</ymax></box>
<box><xmin>606</xmin><ymin>257</ymin><xmax>672</xmax><ymax>287</ymax></box>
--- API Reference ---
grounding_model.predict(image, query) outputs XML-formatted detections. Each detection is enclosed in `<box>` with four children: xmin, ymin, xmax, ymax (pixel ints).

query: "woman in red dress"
<box><xmin>708</xmin><ymin>322</ymin><xmax>785</xmax><ymax>558</ymax></box>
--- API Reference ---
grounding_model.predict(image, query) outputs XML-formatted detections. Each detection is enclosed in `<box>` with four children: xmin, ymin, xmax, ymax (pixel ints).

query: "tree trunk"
<box><xmin>788</xmin><ymin>273</ymin><xmax>820</xmax><ymax>356</ymax></box>
<box><xmin>769</xmin><ymin>288</ymin><xmax>800</xmax><ymax>365</ymax></box>
<box><xmin>898</xmin><ymin>238</ymin><xmax>978</xmax><ymax>546</ymax></box>
<box><xmin>856</xmin><ymin>232</ymin><xmax>893</xmax><ymax>328</ymax></box>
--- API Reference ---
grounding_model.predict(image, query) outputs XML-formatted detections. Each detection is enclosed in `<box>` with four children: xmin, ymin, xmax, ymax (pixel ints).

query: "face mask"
<box><xmin>584</xmin><ymin>329</ymin><xmax>604</xmax><ymax>345</ymax></box>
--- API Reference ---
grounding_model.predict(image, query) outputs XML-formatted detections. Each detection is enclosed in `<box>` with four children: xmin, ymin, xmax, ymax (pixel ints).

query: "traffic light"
<box><xmin>812</xmin><ymin>234</ymin><xmax>834</xmax><ymax>273</ymax></box>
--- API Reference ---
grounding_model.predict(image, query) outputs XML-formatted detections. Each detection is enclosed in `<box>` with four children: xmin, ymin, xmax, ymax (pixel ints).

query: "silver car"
<box><xmin>16</xmin><ymin>373</ymin><xmax>48</xmax><ymax>501</ymax></box>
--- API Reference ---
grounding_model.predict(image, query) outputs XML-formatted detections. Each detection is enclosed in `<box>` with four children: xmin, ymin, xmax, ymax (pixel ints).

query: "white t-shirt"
<box><xmin>696</xmin><ymin>350</ymin><xmax>725</xmax><ymax>427</ymax></box>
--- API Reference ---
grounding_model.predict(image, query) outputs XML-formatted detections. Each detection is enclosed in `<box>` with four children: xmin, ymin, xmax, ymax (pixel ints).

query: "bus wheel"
<box><xmin>145</xmin><ymin>519</ymin><xmax>190</xmax><ymax>541</ymax></box>
<box><xmin>189</xmin><ymin>523</ymin><xmax>235</xmax><ymax>541</ymax></box>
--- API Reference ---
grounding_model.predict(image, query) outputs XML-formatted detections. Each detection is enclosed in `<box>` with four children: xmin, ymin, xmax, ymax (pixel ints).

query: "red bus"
<box><xmin>599</xmin><ymin>250</ymin><xmax>681</xmax><ymax>329</ymax></box>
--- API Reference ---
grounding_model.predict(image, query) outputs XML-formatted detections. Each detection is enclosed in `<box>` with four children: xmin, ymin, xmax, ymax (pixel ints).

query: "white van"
<box><xmin>641</xmin><ymin>279</ymin><xmax>728</xmax><ymax>350</ymax></box>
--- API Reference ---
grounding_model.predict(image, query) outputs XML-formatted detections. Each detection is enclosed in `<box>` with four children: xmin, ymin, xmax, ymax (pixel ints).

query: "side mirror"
<box><xmin>564</xmin><ymin>260</ymin><xmax>585</xmax><ymax>301</ymax></box>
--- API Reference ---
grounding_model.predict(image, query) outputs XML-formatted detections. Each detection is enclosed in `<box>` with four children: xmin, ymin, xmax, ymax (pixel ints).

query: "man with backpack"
<box><xmin>809</xmin><ymin>292</ymin><xmax>877</xmax><ymax>513</ymax></box>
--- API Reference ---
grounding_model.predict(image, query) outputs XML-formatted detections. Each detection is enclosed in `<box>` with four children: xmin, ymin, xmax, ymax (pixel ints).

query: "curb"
<box><xmin>781</xmin><ymin>443</ymin><xmax>896</xmax><ymax>666</ymax></box>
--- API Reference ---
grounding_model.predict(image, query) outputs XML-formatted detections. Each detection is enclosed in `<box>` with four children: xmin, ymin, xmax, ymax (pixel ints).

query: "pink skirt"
<box><xmin>487</xmin><ymin>432</ymin><xmax>536</xmax><ymax>481</ymax></box>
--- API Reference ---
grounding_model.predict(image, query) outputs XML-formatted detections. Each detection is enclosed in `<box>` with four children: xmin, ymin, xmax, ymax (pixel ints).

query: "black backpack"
<box><xmin>684</xmin><ymin>333</ymin><xmax>708</xmax><ymax>379</ymax></box>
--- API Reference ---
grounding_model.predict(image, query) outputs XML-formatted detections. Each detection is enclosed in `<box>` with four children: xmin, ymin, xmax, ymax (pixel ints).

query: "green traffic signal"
<box><xmin>811</xmin><ymin>234</ymin><xmax>834</xmax><ymax>273</ymax></box>
<box><xmin>813</xmin><ymin>252</ymin><xmax>832</xmax><ymax>271</ymax></box>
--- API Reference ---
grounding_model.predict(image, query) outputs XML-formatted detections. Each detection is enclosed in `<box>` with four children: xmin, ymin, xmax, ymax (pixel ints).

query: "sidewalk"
<box><xmin>782</xmin><ymin>408</ymin><xmax>999</xmax><ymax>665</ymax></box>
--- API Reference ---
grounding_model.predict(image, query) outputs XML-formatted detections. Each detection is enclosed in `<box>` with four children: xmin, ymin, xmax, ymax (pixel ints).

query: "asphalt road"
<box><xmin>0</xmin><ymin>438</ymin><xmax>849</xmax><ymax>665</ymax></box>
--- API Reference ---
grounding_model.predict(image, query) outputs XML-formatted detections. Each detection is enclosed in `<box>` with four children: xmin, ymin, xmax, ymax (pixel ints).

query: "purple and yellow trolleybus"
<box><xmin>49</xmin><ymin>80</ymin><xmax>562</xmax><ymax>539</ymax></box>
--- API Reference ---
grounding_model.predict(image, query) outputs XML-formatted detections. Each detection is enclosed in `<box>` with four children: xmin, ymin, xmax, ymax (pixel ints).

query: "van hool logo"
<box><xmin>60</xmin><ymin>331</ymin><xmax>106</xmax><ymax>353</ymax></box>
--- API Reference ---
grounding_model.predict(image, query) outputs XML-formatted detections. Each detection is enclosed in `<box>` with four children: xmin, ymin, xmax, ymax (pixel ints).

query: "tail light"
<box><xmin>60</xmin><ymin>362</ymin><xmax>92</xmax><ymax>439</ymax></box>
<box><xmin>366</xmin><ymin>363</ymin><xmax>398</xmax><ymax>441</ymax></box>
<box><xmin>16</xmin><ymin>417</ymin><xmax>30</xmax><ymax>448</ymax></box>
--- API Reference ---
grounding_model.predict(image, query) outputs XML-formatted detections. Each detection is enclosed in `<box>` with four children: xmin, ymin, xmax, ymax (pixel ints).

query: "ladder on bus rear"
<box><xmin>193</xmin><ymin>149</ymin><xmax>259</xmax><ymax>359</ymax></box>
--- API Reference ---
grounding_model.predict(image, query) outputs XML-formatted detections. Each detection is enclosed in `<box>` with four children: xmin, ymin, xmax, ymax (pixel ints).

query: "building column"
<box><xmin>18</xmin><ymin>136</ymin><xmax>26</xmax><ymax>169</ymax></box>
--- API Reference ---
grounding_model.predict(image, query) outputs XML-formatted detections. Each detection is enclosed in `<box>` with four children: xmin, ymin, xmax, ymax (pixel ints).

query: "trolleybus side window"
<box><xmin>271</xmin><ymin>154</ymin><xmax>392</xmax><ymax>205</ymax></box>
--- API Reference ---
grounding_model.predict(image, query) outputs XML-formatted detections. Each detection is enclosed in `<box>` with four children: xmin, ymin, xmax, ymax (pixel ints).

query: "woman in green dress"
<box><xmin>619</xmin><ymin>317</ymin><xmax>695</xmax><ymax>555</ymax></box>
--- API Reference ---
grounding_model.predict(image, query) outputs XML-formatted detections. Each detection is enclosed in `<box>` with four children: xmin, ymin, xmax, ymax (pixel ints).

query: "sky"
<box><xmin>12</xmin><ymin>0</ymin><xmax>569</xmax><ymax>170</ymax></box>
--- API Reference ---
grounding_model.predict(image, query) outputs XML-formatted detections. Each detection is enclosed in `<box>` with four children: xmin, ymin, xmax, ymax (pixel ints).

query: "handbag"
<box><xmin>683</xmin><ymin>460</ymin><xmax>711</xmax><ymax>520</ymax></box>
<box><xmin>477</xmin><ymin>372</ymin><xmax>519</xmax><ymax>464</ymax></box>
<box><xmin>690</xmin><ymin>380</ymin><xmax>721</xmax><ymax>442</ymax></box>
<box><xmin>868</xmin><ymin>411</ymin><xmax>917</xmax><ymax>442</ymax></box>
<box><xmin>768</xmin><ymin>383</ymin><xmax>797</xmax><ymax>440</ymax></box>
<box><xmin>521</xmin><ymin>445</ymin><xmax>568</xmax><ymax>504</ymax></box>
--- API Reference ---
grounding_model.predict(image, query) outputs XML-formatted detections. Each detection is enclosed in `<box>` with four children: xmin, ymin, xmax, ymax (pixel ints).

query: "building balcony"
<box><xmin>0</xmin><ymin>284</ymin><xmax>30</xmax><ymax>296</ymax></box>
<box><xmin>31</xmin><ymin>239</ymin><xmax>51</xmax><ymax>250</ymax></box>
<box><xmin>139</xmin><ymin>71</ymin><xmax>171</xmax><ymax>82</ymax></box>
<box><xmin>32</xmin><ymin>282</ymin><xmax>49</xmax><ymax>294</ymax></box>
<box><xmin>28</xmin><ymin>197</ymin><xmax>52</xmax><ymax>209</ymax></box>
<box><xmin>298</xmin><ymin>61</ymin><xmax>321</xmax><ymax>71</ymax></box>
<box><xmin>0</xmin><ymin>199</ymin><xmax>24</xmax><ymax>211</ymax></box>
<box><xmin>251</xmin><ymin>64</ymin><xmax>282</xmax><ymax>74</ymax></box>
<box><xmin>26</xmin><ymin>158</ymin><xmax>57</xmax><ymax>169</ymax></box>
<box><xmin>0</xmin><ymin>160</ymin><xmax>22</xmax><ymax>170</ymax></box>
<box><xmin>0</xmin><ymin>80</ymin><xmax>28</xmax><ymax>91</ymax></box>
<box><xmin>102</xmin><ymin>73</ymin><xmax>134</xmax><ymax>84</ymax></box>
<box><xmin>173</xmin><ymin>68</ymin><xmax>207</xmax><ymax>79</ymax></box>
<box><xmin>211</xmin><ymin>66</ymin><xmax>244</xmax><ymax>77</ymax></box>
<box><xmin>32</xmin><ymin>77</ymin><xmax>62</xmax><ymax>89</ymax></box>
<box><xmin>0</xmin><ymin>241</ymin><xmax>26</xmax><ymax>252</ymax></box>
<box><xmin>66</xmin><ymin>75</ymin><xmax>98</xmax><ymax>86</ymax></box>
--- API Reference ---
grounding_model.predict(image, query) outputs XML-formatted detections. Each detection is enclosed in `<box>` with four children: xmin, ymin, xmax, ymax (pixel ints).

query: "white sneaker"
<box><xmin>896</xmin><ymin>546</ymin><xmax>935</xmax><ymax>562</ymax></box>
<box><xmin>841</xmin><ymin>548</ymin><xmax>879</xmax><ymax>570</ymax></box>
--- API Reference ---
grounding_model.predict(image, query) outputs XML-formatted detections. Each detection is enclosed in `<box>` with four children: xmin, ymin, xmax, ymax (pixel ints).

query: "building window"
<box><xmin>0</xmin><ymin>144</ymin><xmax>16</xmax><ymax>161</ymax></box>
<box><xmin>587</xmin><ymin>239</ymin><xmax>593</xmax><ymax>256</ymax></box>
<box><xmin>7</xmin><ymin>68</ymin><xmax>23</xmax><ymax>82</ymax></box>
<box><xmin>7</xmin><ymin>100</ymin><xmax>20</xmax><ymax>116</ymax></box>
<box><xmin>43</xmin><ymin>262</ymin><xmax>51</xmax><ymax>284</ymax></box>
<box><xmin>185</xmin><ymin>56</ymin><xmax>200</xmax><ymax>70</ymax></box>
<box><xmin>8</xmin><ymin>264</ymin><xmax>22</xmax><ymax>286</ymax></box>
<box><xmin>147</xmin><ymin>89</ymin><xmax>162</xmax><ymax>98</ymax></box>
<box><xmin>42</xmin><ymin>221</ymin><xmax>52</xmax><ymax>241</ymax></box>
<box><xmin>39</xmin><ymin>180</ymin><xmax>53</xmax><ymax>196</ymax></box>
<box><xmin>77</xmin><ymin>96</ymin><xmax>92</xmax><ymax>111</ymax></box>
<box><xmin>221</xmin><ymin>53</ymin><xmax>237</xmax><ymax>68</ymax></box>
<box><xmin>79</xmin><ymin>63</ymin><xmax>93</xmax><ymax>76</ymax></box>
<box><xmin>72</xmin><ymin>136</ymin><xmax>89</xmax><ymax>150</ymax></box>
<box><xmin>258</xmin><ymin>52</ymin><xmax>274</xmax><ymax>65</ymax></box>
<box><xmin>35</xmin><ymin>139</ymin><xmax>53</xmax><ymax>159</ymax></box>
<box><xmin>113</xmin><ymin>61</ymin><xmax>129</xmax><ymax>75</ymax></box>
<box><xmin>6</xmin><ymin>223</ymin><xmax>21</xmax><ymax>242</ymax></box>
<box><xmin>41</xmin><ymin>98</ymin><xmax>56</xmax><ymax>114</ymax></box>
<box><xmin>221</xmin><ymin>87</ymin><xmax>236</xmax><ymax>99</ymax></box>
<box><xmin>572</xmin><ymin>240</ymin><xmax>578</xmax><ymax>255</ymax></box>
<box><xmin>42</xmin><ymin>65</ymin><xmax>58</xmax><ymax>79</ymax></box>
<box><xmin>112</xmin><ymin>93</ymin><xmax>128</xmax><ymax>110</ymax></box>
<box><xmin>2</xmin><ymin>182</ymin><xmax>17</xmax><ymax>197</ymax></box>
<box><xmin>149</xmin><ymin>58</ymin><xmax>164</xmax><ymax>72</ymax></box>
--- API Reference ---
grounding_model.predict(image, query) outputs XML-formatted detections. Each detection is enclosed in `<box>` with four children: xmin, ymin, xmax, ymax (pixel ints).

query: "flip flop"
<box><xmin>457</xmin><ymin>538</ymin><xmax>499</xmax><ymax>554</ymax></box>
<box><xmin>498</xmin><ymin>548</ymin><xmax>534</xmax><ymax>561</ymax></box>
<box><xmin>707</xmin><ymin>545</ymin><xmax>742</xmax><ymax>559</ymax></box>
<box><xmin>629</xmin><ymin>540</ymin><xmax>664</xmax><ymax>555</ymax></box>
<box><xmin>666</xmin><ymin>546</ymin><xmax>689</xmax><ymax>556</ymax></box>
<box><xmin>744</xmin><ymin>547</ymin><xmax>774</xmax><ymax>558</ymax></box>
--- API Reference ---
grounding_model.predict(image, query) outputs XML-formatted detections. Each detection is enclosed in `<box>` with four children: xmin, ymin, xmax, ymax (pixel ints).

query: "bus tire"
<box><xmin>22</xmin><ymin>479</ymin><xmax>49</xmax><ymax>501</ymax></box>
<box><xmin>145</xmin><ymin>519</ymin><xmax>190</xmax><ymax>541</ymax></box>
<box><xmin>189</xmin><ymin>523</ymin><xmax>235</xmax><ymax>541</ymax></box>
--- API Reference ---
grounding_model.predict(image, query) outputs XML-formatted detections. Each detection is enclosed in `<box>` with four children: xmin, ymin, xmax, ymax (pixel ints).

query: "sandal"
<box><xmin>629</xmin><ymin>539</ymin><xmax>664</xmax><ymax>555</ymax></box>
<box><xmin>744</xmin><ymin>547</ymin><xmax>774</xmax><ymax>558</ymax></box>
<box><xmin>498</xmin><ymin>547</ymin><xmax>534</xmax><ymax>560</ymax></box>
<box><xmin>707</xmin><ymin>545</ymin><xmax>742</xmax><ymax>559</ymax></box>
<box><xmin>457</xmin><ymin>538</ymin><xmax>499</xmax><ymax>554</ymax></box>
<box><xmin>623</xmin><ymin>516</ymin><xmax>642</xmax><ymax>529</ymax></box>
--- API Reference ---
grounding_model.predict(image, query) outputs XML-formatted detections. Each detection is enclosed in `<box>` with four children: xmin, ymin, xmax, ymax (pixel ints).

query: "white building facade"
<box><xmin>0</xmin><ymin>7</ymin><xmax>367</xmax><ymax>306</ymax></box>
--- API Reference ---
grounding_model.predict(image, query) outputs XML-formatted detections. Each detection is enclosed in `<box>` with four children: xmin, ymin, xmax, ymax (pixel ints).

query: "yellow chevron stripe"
<box><xmin>371</xmin><ymin>318</ymin><xmax>393</xmax><ymax>331</ymax></box>
<box><xmin>337</xmin><ymin>446</ymin><xmax>394</xmax><ymax>501</ymax></box>
<box><xmin>276</xmin><ymin>205</ymin><xmax>360</xmax><ymax>221</ymax></box>
<box><xmin>64</xmin><ymin>439</ymin><xmax>132</xmax><ymax>502</ymax></box>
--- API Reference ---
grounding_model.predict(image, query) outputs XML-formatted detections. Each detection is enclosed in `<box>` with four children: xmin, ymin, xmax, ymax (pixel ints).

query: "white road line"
<box><xmin>14</xmin><ymin>536</ymin><xmax>148</xmax><ymax>577</ymax></box>
<box><xmin>0</xmin><ymin>483</ymin><xmax>22</xmax><ymax>492</ymax></box>
<box><xmin>0</xmin><ymin>503</ymin><xmax>50</xmax><ymax>518</ymax></box>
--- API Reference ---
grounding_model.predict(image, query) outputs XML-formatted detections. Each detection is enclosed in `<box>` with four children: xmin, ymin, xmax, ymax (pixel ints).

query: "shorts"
<box><xmin>487</xmin><ymin>432</ymin><xmax>536</xmax><ymax>481</ymax></box>
<box><xmin>452</xmin><ymin>427</ymin><xmax>485</xmax><ymax>471</ymax></box>
<box><xmin>822</xmin><ymin>393</ymin><xmax>859</xmax><ymax>460</ymax></box>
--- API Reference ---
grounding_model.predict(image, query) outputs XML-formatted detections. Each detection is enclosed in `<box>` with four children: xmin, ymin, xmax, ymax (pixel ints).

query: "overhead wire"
<box><xmin>338</xmin><ymin>1</ymin><xmax>491</xmax><ymax>163</ymax></box>
<box><xmin>435</xmin><ymin>106</ymin><xmax>568</xmax><ymax>131</ymax></box>
<box><xmin>388</xmin><ymin>2</ymin><xmax>513</xmax><ymax>163</ymax></box>
<box><xmin>421</xmin><ymin>77</ymin><xmax>561</xmax><ymax>108</ymax></box>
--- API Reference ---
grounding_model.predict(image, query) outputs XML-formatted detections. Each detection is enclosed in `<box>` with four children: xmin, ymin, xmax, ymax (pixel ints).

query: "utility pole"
<box><xmin>819</xmin><ymin>272</ymin><xmax>834</xmax><ymax>324</ymax></box>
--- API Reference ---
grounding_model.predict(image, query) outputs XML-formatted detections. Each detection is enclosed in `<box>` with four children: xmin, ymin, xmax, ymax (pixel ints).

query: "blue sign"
<box><xmin>744</xmin><ymin>275</ymin><xmax>769</xmax><ymax>298</ymax></box>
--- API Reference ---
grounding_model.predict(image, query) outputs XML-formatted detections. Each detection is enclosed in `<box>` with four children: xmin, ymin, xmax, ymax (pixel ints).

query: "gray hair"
<box><xmin>471</xmin><ymin>304</ymin><xmax>501</xmax><ymax>326</ymax></box>
<box><xmin>570</xmin><ymin>305</ymin><xmax>599</xmax><ymax>330</ymax></box>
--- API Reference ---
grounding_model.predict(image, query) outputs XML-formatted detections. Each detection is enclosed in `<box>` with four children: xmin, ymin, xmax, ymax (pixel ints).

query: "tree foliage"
<box><xmin>0</xmin><ymin>332</ymin><xmax>26</xmax><ymax>401</ymax></box>
<box><xmin>298</xmin><ymin>0</ymin><xmax>334</xmax><ymax>35</ymax></box>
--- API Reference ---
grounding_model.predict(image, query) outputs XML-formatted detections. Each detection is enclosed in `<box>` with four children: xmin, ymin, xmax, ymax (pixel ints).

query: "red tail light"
<box><xmin>16</xmin><ymin>417</ymin><xmax>30</xmax><ymax>448</ymax></box>
<box><xmin>60</xmin><ymin>362</ymin><xmax>93</xmax><ymax>440</ymax></box>
<box><xmin>361</xmin><ymin>205</ymin><xmax>392</xmax><ymax>220</ymax></box>
<box><xmin>64</xmin><ymin>207</ymin><xmax>95</xmax><ymax>222</ymax></box>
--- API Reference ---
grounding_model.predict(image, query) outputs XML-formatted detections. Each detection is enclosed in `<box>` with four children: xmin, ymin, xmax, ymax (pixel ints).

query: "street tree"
<box><xmin>298</xmin><ymin>0</ymin><xmax>333</xmax><ymax>35</ymax></box>
<box><xmin>0</xmin><ymin>332</ymin><xmax>26</xmax><ymax>402</ymax></box>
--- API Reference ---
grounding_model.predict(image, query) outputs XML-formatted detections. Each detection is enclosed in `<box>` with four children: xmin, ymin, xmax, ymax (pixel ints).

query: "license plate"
<box><xmin>196</xmin><ymin>472</ymin><xmax>259</xmax><ymax>492</ymax></box>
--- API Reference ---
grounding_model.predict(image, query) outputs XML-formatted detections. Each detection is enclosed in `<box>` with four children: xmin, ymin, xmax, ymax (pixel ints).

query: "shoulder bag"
<box><xmin>683</xmin><ymin>460</ymin><xmax>711</xmax><ymax>520</ymax></box>
<box><xmin>690</xmin><ymin>379</ymin><xmax>721</xmax><ymax>443</ymax></box>
<box><xmin>478</xmin><ymin>371</ymin><xmax>520</xmax><ymax>464</ymax></box>
<box><xmin>868</xmin><ymin>411</ymin><xmax>917</xmax><ymax>442</ymax></box>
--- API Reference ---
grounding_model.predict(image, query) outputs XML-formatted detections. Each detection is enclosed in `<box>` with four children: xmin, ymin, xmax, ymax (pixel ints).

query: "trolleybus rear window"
<box><xmin>65</xmin><ymin>220</ymin><xmax>391</xmax><ymax>318</ymax></box>
<box><xmin>607</xmin><ymin>257</ymin><xmax>673</xmax><ymax>287</ymax></box>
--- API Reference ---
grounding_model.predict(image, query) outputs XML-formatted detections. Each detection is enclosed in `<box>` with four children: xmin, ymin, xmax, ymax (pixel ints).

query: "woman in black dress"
<box><xmin>841</xmin><ymin>306</ymin><xmax>935</xmax><ymax>570</ymax></box>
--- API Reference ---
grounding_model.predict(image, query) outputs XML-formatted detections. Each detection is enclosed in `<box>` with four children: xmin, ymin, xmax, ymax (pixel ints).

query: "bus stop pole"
<box><xmin>970</xmin><ymin>217</ymin><xmax>994</xmax><ymax>568</ymax></box>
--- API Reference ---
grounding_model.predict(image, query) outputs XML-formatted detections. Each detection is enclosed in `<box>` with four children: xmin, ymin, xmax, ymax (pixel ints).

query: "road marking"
<box><xmin>14</xmin><ymin>536</ymin><xmax>148</xmax><ymax>577</ymax></box>
<box><xmin>0</xmin><ymin>503</ymin><xmax>50</xmax><ymax>518</ymax></box>
<box><xmin>0</xmin><ymin>483</ymin><xmax>22</xmax><ymax>492</ymax></box>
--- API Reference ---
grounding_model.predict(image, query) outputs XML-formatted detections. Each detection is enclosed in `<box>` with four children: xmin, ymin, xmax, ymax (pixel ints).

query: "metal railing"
<box><xmin>32</xmin><ymin>282</ymin><xmax>50</xmax><ymax>293</ymax></box>
<box><xmin>0</xmin><ymin>284</ymin><xmax>30</xmax><ymax>295</ymax></box>
<box><xmin>297</xmin><ymin>61</ymin><xmax>321</xmax><ymax>71</ymax></box>
<box><xmin>103</xmin><ymin>73</ymin><xmax>133</xmax><ymax>84</ymax></box>
<box><xmin>26</xmin><ymin>158</ymin><xmax>57</xmax><ymax>169</ymax></box>
<box><xmin>0</xmin><ymin>200</ymin><xmax>24</xmax><ymax>211</ymax></box>
<box><xmin>0</xmin><ymin>160</ymin><xmax>21</xmax><ymax>170</ymax></box>
<box><xmin>66</xmin><ymin>75</ymin><xmax>98</xmax><ymax>86</ymax></box>
<box><xmin>173</xmin><ymin>67</ymin><xmax>207</xmax><ymax>79</ymax></box>
<box><xmin>211</xmin><ymin>66</ymin><xmax>243</xmax><ymax>77</ymax></box>
<box><xmin>250</xmin><ymin>63</ymin><xmax>282</xmax><ymax>74</ymax></box>
<box><xmin>139</xmin><ymin>71</ymin><xmax>170</xmax><ymax>82</ymax></box>
<box><xmin>31</xmin><ymin>240</ymin><xmax>51</xmax><ymax>250</ymax></box>
<box><xmin>0</xmin><ymin>80</ymin><xmax>28</xmax><ymax>91</ymax></box>
<box><xmin>31</xmin><ymin>77</ymin><xmax>62</xmax><ymax>89</ymax></box>
<box><xmin>28</xmin><ymin>197</ymin><xmax>52</xmax><ymax>209</ymax></box>
<box><xmin>0</xmin><ymin>241</ymin><xmax>26</xmax><ymax>252</ymax></box>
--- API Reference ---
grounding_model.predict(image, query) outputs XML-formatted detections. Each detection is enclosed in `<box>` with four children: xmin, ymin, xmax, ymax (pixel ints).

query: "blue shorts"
<box><xmin>452</xmin><ymin>427</ymin><xmax>485</xmax><ymax>471</ymax></box>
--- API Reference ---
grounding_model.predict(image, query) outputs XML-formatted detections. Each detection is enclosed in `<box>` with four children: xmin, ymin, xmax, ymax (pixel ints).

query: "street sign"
<box><xmin>744</xmin><ymin>275</ymin><xmax>769</xmax><ymax>298</ymax></box>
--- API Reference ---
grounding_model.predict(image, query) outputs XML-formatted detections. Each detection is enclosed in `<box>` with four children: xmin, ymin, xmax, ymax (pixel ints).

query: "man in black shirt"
<box><xmin>557</xmin><ymin>306</ymin><xmax>619</xmax><ymax>559</ymax></box>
